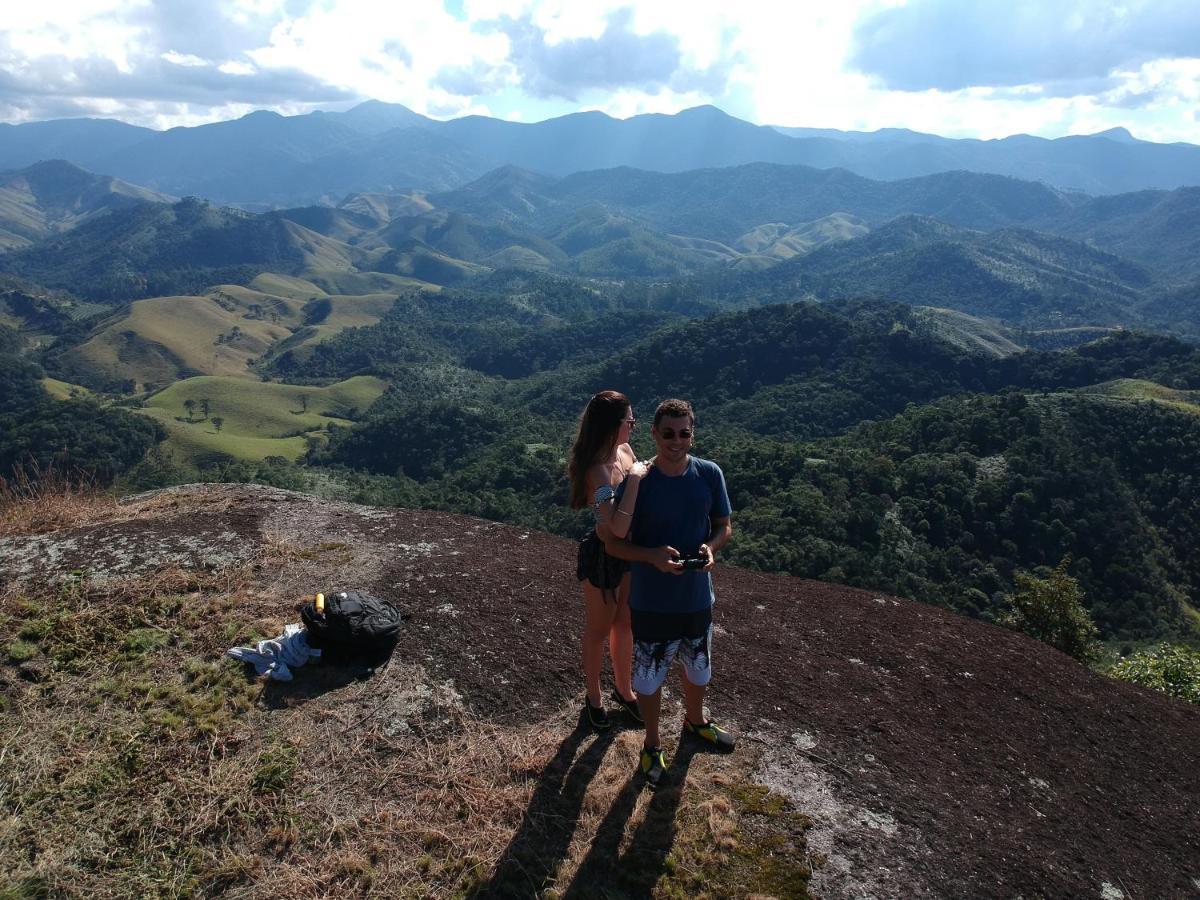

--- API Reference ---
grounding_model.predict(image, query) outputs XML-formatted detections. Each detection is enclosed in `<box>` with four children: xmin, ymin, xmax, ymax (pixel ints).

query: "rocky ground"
<box><xmin>2</xmin><ymin>483</ymin><xmax>1198</xmax><ymax>898</ymax></box>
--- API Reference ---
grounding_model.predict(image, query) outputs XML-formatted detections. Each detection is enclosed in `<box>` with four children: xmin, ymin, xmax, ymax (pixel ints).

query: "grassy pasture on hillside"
<box><xmin>296</xmin><ymin>269</ymin><xmax>438</xmax><ymax>296</ymax></box>
<box><xmin>263</xmin><ymin>292</ymin><xmax>401</xmax><ymax>365</ymax></box>
<box><xmin>139</xmin><ymin>375</ymin><xmax>387</xmax><ymax>463</ymax></box>
<box><xmin>57</xmin><ymin>279</ymin><xmax>418</xmax><ymax>391</ymax></box>
<box><xmin>247</xmin><ymin>272</ymin><xmax>328</xmax><ymax>300</ymax></box>
<box><xmin>914</xmin><ymin>306</ymin><xmax>1025</xmax><ymax>358</ymax></box>
<box><xmin>1078</xmin><ymin>378</ymin><xmax>1200</xmax><ymax>414</ymax></box>
<box><xmin>735</xmin><ymin>213</ymin><xmax>869</xmax><ymax>260</ymax></box>
<box><xmin>40</xmin><ymin>377</ymin><xmax>93</xmax><ymax>400</ymax></box>
<box><xmin>64</xmin><ymin>289</ymin><xmax>306</xmax><ymax>389</ymax></box>
<box><xmin>278</xmin><ymin>219</ymin><xmax>358</xmax><ymax>271</ymax></box>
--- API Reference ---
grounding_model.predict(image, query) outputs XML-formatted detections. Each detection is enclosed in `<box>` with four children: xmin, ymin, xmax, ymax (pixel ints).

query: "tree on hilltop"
<box><xmin>183</xmin><ymin>399</ymin><xmax>195</xmax><ymax>420</ymax></box>
<box><xmin>211</xmin><ymin>416</ymin><xmax>224</xmax><ymax>433</ymax></box>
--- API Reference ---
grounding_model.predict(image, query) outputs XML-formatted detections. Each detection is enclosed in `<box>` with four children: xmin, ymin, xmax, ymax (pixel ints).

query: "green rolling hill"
<box><xmin>727</xmin><ymin>216</ymin><xmax>1152</xmax><ymax>328</ymax></box>
<box><xmin>1077</xmin><ymin>378</ymin><xmax>1200</xmax><ymax>415</ymax></box>
<box><xmin>139</xmin><ymin>374</ymin><xmax>387</xmax><ymax>463</ymax></box>
<box><xmin>55</xmin><ymin>286</ymin><xmax>308</xmax><ymax>390</ymax></box>
<box><xmin>0</xmin><ymin>198</ymin><xmax>332</xmax><ymax>302</ymax></box>
<box><xmin>49</xmin><ymin>281</ymin><xmax>408</xmax><ymax>392</ymax></box>
<box><xmin>0</xmin><ymin>160</ymin><xmax>171</xmax><ymax>251</ymax></box>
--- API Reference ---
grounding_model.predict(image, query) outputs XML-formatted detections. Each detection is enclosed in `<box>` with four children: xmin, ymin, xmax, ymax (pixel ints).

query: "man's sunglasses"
<box><xmin>657</xmin><ymin>428</ymin><xmax>693</xmax><ymax>439</ymax></box>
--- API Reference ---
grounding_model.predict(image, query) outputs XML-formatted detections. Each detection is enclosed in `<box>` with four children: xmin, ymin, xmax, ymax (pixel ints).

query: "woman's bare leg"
<box><xmin>610</xmin><ymin>572</ymin><xmax>634</xmax><ymax>701</ymax></box>
<box><xmin>582</xmin><ymin>582</ymin><xmax>619</xmax><ymax>707</ymax></box>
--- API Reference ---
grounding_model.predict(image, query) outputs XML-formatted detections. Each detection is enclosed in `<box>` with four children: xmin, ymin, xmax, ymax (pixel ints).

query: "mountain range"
<box><xmin>4</xmin><ymin>102</ymin><xmax>1200</xmax><ymax>208</ymax></box>
<box><xmin>4</xmin><ymin>157</ymin><xmax>1199</xmax><ymax>340</ymax></box>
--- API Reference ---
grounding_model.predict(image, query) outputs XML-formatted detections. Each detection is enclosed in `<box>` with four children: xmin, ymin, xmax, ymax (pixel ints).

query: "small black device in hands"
<box><xmin>679</xmin><ymin>554</ymin><xmax>708</xmax><ymax>570</ymax></box>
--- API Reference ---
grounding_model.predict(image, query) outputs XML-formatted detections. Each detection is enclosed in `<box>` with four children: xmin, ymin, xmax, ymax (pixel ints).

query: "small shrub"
<box><xmin>1002</xmin><ymin>558</ymin><xmax>1100</xmax><ymax>663</ymax></box>
<box><xmin>1110</xmin><ymin>644</ymin><xmax>1200</xmax><ymax>703</ymax></box>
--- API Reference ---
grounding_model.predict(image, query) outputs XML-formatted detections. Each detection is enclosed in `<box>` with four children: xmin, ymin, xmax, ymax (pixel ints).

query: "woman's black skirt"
<box><xmin>576</xmin><ymin>530</ymin><xmax>630</xmax><ymax>596</ymax></box>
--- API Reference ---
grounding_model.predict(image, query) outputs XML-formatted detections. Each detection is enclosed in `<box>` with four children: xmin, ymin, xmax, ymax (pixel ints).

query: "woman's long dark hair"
<box><xmin>566</xmin><ymin>390</ymin><xmax>630</xmax><ymax>509</ymax></box>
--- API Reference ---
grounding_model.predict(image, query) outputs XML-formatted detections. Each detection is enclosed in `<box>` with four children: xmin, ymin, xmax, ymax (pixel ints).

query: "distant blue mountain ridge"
<box><xmin>1</xmin><ymin>101</ymin><xmax>1198</xmax><ymax>207</ymax></box>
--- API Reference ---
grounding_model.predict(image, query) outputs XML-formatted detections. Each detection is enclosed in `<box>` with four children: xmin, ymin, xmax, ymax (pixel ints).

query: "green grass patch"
<box><xmin>0</xmin><ymin>574</ymin><xmax>292</xmax><ymax>896</ymax></box>
<box><xmin>915</xmin><ymin>306</ymin><xmax>1025</xmax><ymax>358</ymax></box>
<box><xmin>137</xmin><ymin>374</ymin><xmax>387</xmax><ymax>463</ymax></box>
<box><xmin>261</xmin><ymin>292</ymin><xmax>401</xmax><ymax>363</ymax></box>
<box><xmin>1078</xmin><ymin>378</ymin><xmax>1200</xmax><ymax>415</ymax></box>
<box><xmin>247</xmin><ymin>271</ymin><xmax>328</xmax><ymax>300</ymax></box>
<box><xmin>122</xmin><ymin>627</ymin><xmax>173</xmax><ymax>656</ymax></box>
<box><xmin>298</xmin><ymin>268</ymin><xmax>440</xmax><ymax>296</ymax></box>
<box><xmin>61</xmin><ymin>288</ymin><xmax>307</xmax><ymax>389</ymax></box>
<box><xmin>251</xmin><ymin>742</ymin><xmax>300</xmax><ymax>795</ymax></box>
<box><xmin>6</xmin><ymin>638</ymin><xmax>38</xmax><ymax>662</ymax></box>
<box><xmin>40</xmin><ymin>377</ymin><xmax>94</xmax><ymax>401</ymax></box>
<box><xmin>644</xmin><ymin>779</ymin><xmax>812</xmax><ymax>899</ymax></box>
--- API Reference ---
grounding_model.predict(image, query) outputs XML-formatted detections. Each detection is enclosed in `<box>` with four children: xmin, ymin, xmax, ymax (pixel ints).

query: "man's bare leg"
<box><xmin>638</xmin><ymin>687</ymin><xmax>663</xmax><ymax>749</ymax></box>
<box><xmin>682</xmin><ymin>672</ymin><xmax>706</xmax><ymax>727</ymax></box>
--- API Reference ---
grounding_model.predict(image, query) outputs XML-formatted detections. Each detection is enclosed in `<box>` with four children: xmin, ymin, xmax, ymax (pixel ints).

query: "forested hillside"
<box><xmin>0</xmin><ymin>356</ymin><xmax>162</xmax><ymax>483</ymax></box>
<box><xmin>278</xmin><ymin>296</ymin><xmax>1200</xmax><ymax>642</ymax></box>
<box><xmin>0</xmin><ymin>198</ymin><xmax>327</xmax><ymax>302</ymax></box>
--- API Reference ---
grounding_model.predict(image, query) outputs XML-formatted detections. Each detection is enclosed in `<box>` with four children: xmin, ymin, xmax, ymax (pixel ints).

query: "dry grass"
<box><xmin>0</xmin><ymin>462</ymin><xmax>120</xmax><ymax>537</ymax></box>
<box><xmin>0</xmin><ymin>555</ymin><xmax>810</xmax><ymax>899</ymax></box>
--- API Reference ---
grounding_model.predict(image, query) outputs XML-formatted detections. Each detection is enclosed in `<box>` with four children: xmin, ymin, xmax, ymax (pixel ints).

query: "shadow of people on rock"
<box><xmin>563</xmin><ymin>737</ymin><xmax>701</xmax><ymax>899</ymax></box>
<box><xmin>473</xmin><ymin>719</ymin><xmax>617</xmax><ymax>898</ymax></box>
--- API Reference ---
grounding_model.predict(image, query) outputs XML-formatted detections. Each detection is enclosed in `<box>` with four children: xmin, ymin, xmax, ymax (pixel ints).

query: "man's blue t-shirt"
<box><xmin>620</xmin><ymin>456</ymin><xmax>731</xmax><ymax>613</ymax></box>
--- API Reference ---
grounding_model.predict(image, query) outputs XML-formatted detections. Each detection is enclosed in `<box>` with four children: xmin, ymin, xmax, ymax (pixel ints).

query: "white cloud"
<box><xmin>218</xmin><ymin>60</ymin><xmax>256</xmax><ymax>76</ymax></box>
<box><xmin>850</xmin><ymin>0</ymin><xmax>1200</xmax><ymax>92</ymax></box>
<box><xmin>162</xmin><ymin>51</ymin><xmax>208</xmax><ymax>67</ymax></box>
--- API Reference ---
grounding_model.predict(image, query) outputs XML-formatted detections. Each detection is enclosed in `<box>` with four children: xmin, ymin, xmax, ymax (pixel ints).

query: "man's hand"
<box><xmin>649</xmin><ymin>545</ymin><xmax>684</xmax><ymax>575</ymax></box>
<box><xmin>699</xmin><ymin>543</ymin><xmax>716</xmax><ymax>572</ymax></box>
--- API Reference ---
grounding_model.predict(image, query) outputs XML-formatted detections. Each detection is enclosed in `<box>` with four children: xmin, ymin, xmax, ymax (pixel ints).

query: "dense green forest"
<box><xmin>717</xmin><ymin>392</ymin><xmax>1198</xmax><ymax>639</ymax></box>
<box><xmin>0</xmin><ymin>356</ymin><xmax>163</xmax><ymax>483</ymax></box>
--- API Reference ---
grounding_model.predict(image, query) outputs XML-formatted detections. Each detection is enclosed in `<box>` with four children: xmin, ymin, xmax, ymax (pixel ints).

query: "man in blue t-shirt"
<box><xmin>605</xmin><ymin>398</ymin><xmax>733</xmax><ymax>787</ymax></box>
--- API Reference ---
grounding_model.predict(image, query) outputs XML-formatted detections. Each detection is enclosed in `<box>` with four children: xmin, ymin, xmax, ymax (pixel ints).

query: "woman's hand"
<box><xmin>629</xmin><ymin>460</ymin><xmax>651</xmax><ymax>479</ymax></box>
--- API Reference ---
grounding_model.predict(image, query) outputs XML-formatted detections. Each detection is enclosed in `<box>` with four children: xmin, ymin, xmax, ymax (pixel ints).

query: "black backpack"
<box><xmin>301</xmin><ymin>590</ymin><xmax>404</xmax><ymax>664</ymax></box>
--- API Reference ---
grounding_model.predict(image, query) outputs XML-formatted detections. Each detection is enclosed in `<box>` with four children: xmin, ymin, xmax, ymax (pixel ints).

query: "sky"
<box><xmin>2</xmin><ymin>0</ymin><xmax>1199</xmax><ymax>142</ymax></box>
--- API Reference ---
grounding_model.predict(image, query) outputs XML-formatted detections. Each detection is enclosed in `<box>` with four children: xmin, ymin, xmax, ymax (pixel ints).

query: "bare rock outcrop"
<box><xmin>3</xmin><ymin>483</ymin><xmax>1197</xmax><ymax>898</ymax></box>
